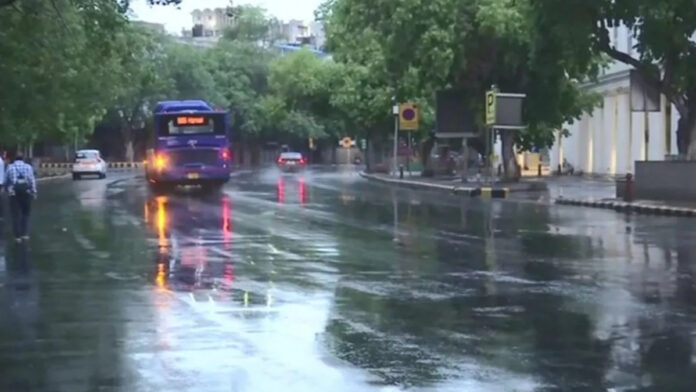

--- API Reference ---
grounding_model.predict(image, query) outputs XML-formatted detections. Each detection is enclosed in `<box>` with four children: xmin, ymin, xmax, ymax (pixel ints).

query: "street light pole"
<box><xmin>392</xmin><ymin>103</ymin><xmax>399</xmax><ymax>175</ymax></box>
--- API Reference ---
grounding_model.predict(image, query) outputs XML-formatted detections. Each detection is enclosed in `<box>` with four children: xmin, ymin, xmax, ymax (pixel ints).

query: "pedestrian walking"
<box><xmin>0</xmin><ymin>151</ymin><xmax>6</xmax><ymax>225</ymax></box>
<box><xmin>6</xmin><ymin>154</ymin><xmax>36</xmax><ymax>242</ymax></box>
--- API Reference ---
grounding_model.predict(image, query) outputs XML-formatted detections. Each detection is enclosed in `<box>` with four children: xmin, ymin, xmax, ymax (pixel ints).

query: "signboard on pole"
<box><xmin>399</xmin><ymin>103</ymin><xmax>419</xmax><ymax>131</ymax></box>
<box><xmin>435</xmin><ymin>89</ymin><xmax>476</xmax><ymax>138</ymax></box>
<box><xmin>341</xmin><ymin>137</ymin><xmax>353</xmax><ymax>149</ymax></box>
<box><xmin>485</xmin><ymin>90</ymin><xmax>496</xmax><ymax>126</ymax></box>
<box><xmin>485</xmin><ymin>91</ymin><xmax>526</xmax><ymax>130</ymax></box>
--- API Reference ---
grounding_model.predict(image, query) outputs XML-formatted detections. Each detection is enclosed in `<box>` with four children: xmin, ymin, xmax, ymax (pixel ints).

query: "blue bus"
<box><xmin>145</xmin><ymin>100</ymin><xmax>232</xmax><ymax>190</ymax></box>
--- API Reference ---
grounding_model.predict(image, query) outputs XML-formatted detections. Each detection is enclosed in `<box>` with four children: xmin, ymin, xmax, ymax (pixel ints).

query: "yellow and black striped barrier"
<box><xmin>107</xmin><ymin>162</ymin><xmax>144</xmax><ymax>169</ymax></box>
<box><xmin>39</xmin><ymin>162</ymin><xmax>144</xmax><ymax>170</ymax></box>
<box><xmin>40</xmin><ymin>162</ymin><xmax>74</xmax><ymax>169</ymax></box>
<box><xmin>468</xmin><ymin>187</ymin><xmax>509</xmax><ymax>198</ymax></box>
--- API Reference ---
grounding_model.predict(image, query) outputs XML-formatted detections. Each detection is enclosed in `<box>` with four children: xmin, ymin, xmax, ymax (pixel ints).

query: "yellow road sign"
<box><xmin>399</xmin><ymin>103</ymin><xmax>419</xmax><ymax>131</ymax></box>
<box><xmin>341</xmin><ymin>137</ymin><xmax>353</xmax><ymax>149</ymax></box>
<box><xmin>485</xmin><ymin>90</ymin><xmax>496</xmax><ymax>126</ymax></box>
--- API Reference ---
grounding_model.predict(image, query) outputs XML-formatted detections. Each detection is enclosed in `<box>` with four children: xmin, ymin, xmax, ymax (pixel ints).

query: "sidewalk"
<box><xmin>545</xmin><ymin>177</ymin><xmax>696</xmax><ymax>218</ymax></box>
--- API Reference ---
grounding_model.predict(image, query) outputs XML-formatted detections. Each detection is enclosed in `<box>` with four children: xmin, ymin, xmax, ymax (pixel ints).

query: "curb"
<box><xmin>37</xmin><ymin>173</ymin><xmax>71</xmax><ymax>182</ymax></box>
<box><xmin>555</xmin><ymin>197</ymin><xmax>696</xmax><ymax>217</ymax></box>
<box><xmin>360</xmin><ymin>172</ymin><xmax>508</xmax><ymax>198</ymax></box>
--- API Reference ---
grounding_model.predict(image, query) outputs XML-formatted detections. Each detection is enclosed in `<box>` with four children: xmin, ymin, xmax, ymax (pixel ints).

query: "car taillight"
<box><xmin>300</xmin><ymin>157</ymin><xmax>306</xmax><ymax>165</ymax></box>
<box><xmin>155</xmin><ymin>153</ymin><xmax>167</xmax><ymax>170</ymax></box>
<box><xmin>220</xmin><ymin>148</ymin><xmax>231</xmax><ymax>161</ymax></box>
<box><xmin>277</xmin><ymin>158</ymin><xmax>285</xmax><ymax>164</ymax></box>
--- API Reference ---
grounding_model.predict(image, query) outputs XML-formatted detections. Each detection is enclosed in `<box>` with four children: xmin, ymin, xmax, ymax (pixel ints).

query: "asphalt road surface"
<box><xmin>1</xmin><ymin>168</ymin><xmax>695</xmax><ymax>391</ymax></box>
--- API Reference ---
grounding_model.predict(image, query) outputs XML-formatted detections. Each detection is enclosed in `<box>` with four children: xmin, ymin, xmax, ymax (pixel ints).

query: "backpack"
<box><xmin>13</xmin><ymin>172</ymin><xmax>30</xmax><ymax>195</ymax></box>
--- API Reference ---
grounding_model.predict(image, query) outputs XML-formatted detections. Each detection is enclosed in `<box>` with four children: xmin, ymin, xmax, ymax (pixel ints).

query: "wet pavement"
<box><xmin>1</xmin><ymin>168</ymin><xmax>696</xmax><ymax>391</ymax></box>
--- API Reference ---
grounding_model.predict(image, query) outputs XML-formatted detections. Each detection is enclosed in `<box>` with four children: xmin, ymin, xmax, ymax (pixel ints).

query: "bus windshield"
<box><xmin>157</xmin><ymin>114</ymin><xmax>224</xmax><ymax>136</ymax></box>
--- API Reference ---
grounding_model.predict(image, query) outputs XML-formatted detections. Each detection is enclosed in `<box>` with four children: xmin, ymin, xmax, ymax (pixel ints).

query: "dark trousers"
<box><xmin>10</xmin><ymin>193</ymin><xmax>32</xmax><ymax>238</ymax></box>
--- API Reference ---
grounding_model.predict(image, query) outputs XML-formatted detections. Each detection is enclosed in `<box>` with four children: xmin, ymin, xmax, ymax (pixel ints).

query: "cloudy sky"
<box><xmin>130</xmin><ymin>0</ymin><xmax>323</xmax><ymax>33</ymax></box>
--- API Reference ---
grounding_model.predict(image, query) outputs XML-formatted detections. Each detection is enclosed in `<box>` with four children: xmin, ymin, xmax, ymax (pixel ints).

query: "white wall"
<box><xmin>550</xmin><ymin>83</ymin><xmax>680</xmax><ymax>176</ymax></box>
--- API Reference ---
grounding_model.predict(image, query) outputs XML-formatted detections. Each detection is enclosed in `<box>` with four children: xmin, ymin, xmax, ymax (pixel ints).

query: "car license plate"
<box><xmin>288</xmin><ymin>161</ymin><xmax>296</xmax><ymax>165</ymax></box>
<box><xmin>187</xmin><ymin>173</ymin><xmax>199</xmax><ymax>179</ymax></box>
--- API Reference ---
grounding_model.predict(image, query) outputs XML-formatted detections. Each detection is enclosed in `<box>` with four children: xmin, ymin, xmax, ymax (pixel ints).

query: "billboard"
<box><xmin>435</xmin><ymin>90</ymin><xmax>475</xmax><ymax>138</ymax></box>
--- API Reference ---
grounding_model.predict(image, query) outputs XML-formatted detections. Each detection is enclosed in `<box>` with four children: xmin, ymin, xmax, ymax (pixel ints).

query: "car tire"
<box><xmin>72</xmin><ymin>173</ymin><xmax>80</xmax><ymax>181</ymax></box>
<box><xmin>99</xmin><ymin>173</ymin><xmax>106</xmax><ymax>179</ymax></box>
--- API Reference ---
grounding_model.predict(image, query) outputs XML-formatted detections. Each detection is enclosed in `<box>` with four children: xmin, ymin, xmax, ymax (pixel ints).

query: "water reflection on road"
<box><xmin>1</xmin><ymin>169</ymin><xmax>696</xmax><ymax>391</ymax></box>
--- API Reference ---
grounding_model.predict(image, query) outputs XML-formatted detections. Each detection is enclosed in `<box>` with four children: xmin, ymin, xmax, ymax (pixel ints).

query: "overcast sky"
<box><xmin>130</xmin><ymin>0</ymin><xmax>323</xmax><ymax>33</ymax></box>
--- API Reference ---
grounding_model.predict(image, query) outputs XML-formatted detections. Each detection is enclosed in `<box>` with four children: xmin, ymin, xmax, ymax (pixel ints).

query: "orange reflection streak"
<box><xmin>222</xmin><ymin>197</ymin><xmax>232</xmax><ymax>248</ymax></box>
<box><xmin>156</xmin><ymin>196</ymin><xmax>168</xmax><ymax>250</ymax></box>
<box><xmin>144</xmin><ymin>202</ymin><xmax>150</xmax><ymax>224</ymax></box>
<box><xmin>277</xmin><ymin>178</ymin><xmax>285</xmax><ymax>203</ymax></box>
<box><xmin>156</xmin><ymin>263</ymin><xmax>167</xmax><ymax>289</ymax></box>
<box><xmin>299</xmin><ymin>177</ymin><xmax>307</xmax><ymax>204</ymax></box>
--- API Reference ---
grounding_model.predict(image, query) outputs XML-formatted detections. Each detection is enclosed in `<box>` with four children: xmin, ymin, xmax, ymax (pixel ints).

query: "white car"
<box><xmin>72</xmin><ymin>149</ymin><xmax>107</xmax><ymax>180</ymax></box>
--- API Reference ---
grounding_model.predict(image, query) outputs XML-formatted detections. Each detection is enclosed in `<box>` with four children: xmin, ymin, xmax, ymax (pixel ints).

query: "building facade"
<box><xmin>546</xmin><ymin>25</ymin><xmax>680</xmax><ymax>176</ymax></box>
<box><xmin>191</xmin><ymin>8</ymin><xmax>233</xmax><ymax>38</ymax></box>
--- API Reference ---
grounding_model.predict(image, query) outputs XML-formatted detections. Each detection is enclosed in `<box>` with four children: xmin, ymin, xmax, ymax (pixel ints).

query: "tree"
<box><xmin>224</xmin><ymin>4</ymin><xmax>282</xmax><ymax>46</ymax></box>
<box><xmin>0</xmin><ymin>0</ymin><xmax>127</xmax><ymax>155</ymax></box>
<box><xmin>323</xmin><ymin>0</ymin><xmax>597</xmax><ymax>179</ymax></box>
<box><xmin>266</xmin><ymin>49</ymin><xmax>342</xmax><ymax>139</ymax></box>
<box><xmin>110</xmin><ymin>24</ymin><xmax>175</xmax><ymax>161</ymax></box>
<box><xmin>528</xmin><ymin>0</ymin><xmax>696</xmax><ymax>157</ymax></box>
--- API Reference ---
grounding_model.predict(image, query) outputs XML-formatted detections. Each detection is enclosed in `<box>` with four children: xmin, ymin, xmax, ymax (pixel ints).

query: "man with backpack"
<box><xmin>6</xmin><ymin>154</ymin><xmax>36</xmax><ymax>242</ymax></box>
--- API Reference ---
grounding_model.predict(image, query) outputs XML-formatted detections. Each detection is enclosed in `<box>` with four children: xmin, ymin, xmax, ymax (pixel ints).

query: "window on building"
<box><xmin>627</xmin><ymin>32</ymin><xmax>633</xmax><ymax>56</ymax></box>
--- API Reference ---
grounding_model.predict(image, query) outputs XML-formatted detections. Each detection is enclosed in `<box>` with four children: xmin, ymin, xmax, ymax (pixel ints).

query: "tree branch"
<box><xmin>597</xmin><ymin>22</ymin><xmax>686</xmax><ymax>112</ymax></box>
<box><xmin>0</xmin><ymin>0</ymin><xmax>18</xmax><ymax>8</ymax></box>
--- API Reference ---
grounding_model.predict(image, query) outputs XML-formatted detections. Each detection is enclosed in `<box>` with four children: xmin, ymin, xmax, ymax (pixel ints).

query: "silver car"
<box><xmin>72</xmin><ymin>149</ymin><xmax>107</xmax><ymax>180</ymax></box>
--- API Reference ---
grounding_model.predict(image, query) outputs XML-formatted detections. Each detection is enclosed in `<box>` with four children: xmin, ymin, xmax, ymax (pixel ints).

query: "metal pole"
<box><xmin>392</xmin><ymin>109</ymin><xmax>399</xmax><ymax>175</ymax></box>
<box><xmin>406</xmin><ymin>134</ymin><xmax>411</xmax><ymax>174</ymax></box>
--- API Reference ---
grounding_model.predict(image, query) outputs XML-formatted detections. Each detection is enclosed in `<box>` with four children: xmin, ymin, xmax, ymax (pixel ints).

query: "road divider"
<box><xmin>556</xmin><ymin>197</ymin><xmax>696</xmax><ymax>217</ymax></box>
<box><xmin>359</xmin><ymin>172</ymin><xmax>509</xmax><ymax>198</ymax></box>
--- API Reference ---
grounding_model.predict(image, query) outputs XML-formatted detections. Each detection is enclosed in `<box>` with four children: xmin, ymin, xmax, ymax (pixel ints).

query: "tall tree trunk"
<box><xmin>678</xmin><ymin>102</ymin><xmax>696</xmax><ymax>159</ymax></box>
<box><xmin>500</xmin><ymin>130</ymin><xmax>518</xmax><ymax>181</ymax></box>
<box><xmin>365</xmin><ymin>129</ymin><xmax>373</xmax><ymax>172</ymax></box>
<box><xmin>125</xmin><ymin>141</ymin><xmax>134</xmax><ymax>162</ymax></box>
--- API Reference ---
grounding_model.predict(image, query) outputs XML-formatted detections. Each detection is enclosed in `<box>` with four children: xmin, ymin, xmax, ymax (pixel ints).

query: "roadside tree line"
<box><xmin>3</xmin><ymin>0</ymin><xmax>696</xmax><ymax>167</ymax></box>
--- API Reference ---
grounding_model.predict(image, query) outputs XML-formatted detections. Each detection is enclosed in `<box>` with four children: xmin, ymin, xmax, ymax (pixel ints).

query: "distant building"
<box><xmin>190</xmin><ymin>8</ymin><xmax>234</xmax><ymax>38</ymax></box>
<box><xmin>309</xmin><ymin>21</ymin><xmax>326</xmax><ymax>50</ymax></box>
<box><xmin>280</xmin><ymin>20</ymin><xmax>310</xmax><ymax>44</ymax></box>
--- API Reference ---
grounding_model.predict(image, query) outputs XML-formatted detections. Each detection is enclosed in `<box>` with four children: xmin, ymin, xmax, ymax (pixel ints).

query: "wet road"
<box><xmin>1</xmin><ymin>168</ymin><xmax>696</xmax><ymax>391</ymax></box>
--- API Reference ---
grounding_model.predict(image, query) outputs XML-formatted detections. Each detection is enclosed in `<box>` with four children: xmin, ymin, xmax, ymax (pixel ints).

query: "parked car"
<box><xmin>276</xmin><ymin>152</ymin><xmax>306</xmax><ymax>172</ymax></box>
<box><xmin>72</xmin><ymin>149</ymin><xmax>107</xmax><ymax>180</ymax></box>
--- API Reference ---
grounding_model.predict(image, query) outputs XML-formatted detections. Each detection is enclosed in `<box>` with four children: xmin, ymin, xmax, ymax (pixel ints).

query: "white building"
<box><xmin>191</xmin><ymin>8</ymin><xmax>233</xmax><ymax>38</ymax></box>
<box><xmin>309</xmin><ymin>21</ymin><xmax>326</xmax><ymax>50</ymax></box>
<box><xmin>545</xmin><ymin>26</ymin><xmax>679</xmax><ymax>176</ymax></box>
<box><xmin>281</xmin><ymin>19</ymin><xmax>310</xmax><ymax>44</ymax></box>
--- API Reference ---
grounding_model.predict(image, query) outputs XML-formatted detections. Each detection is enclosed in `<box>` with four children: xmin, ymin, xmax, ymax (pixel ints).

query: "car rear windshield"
<box><xmin>280</xmin><ymin>153</ymin><xmax>302</xmax><ymax>160</ymax></box>
<box><xmin>75</xmin><ymin>152</ymin><xmax>99</xmax><ymax>161</ymax></box>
